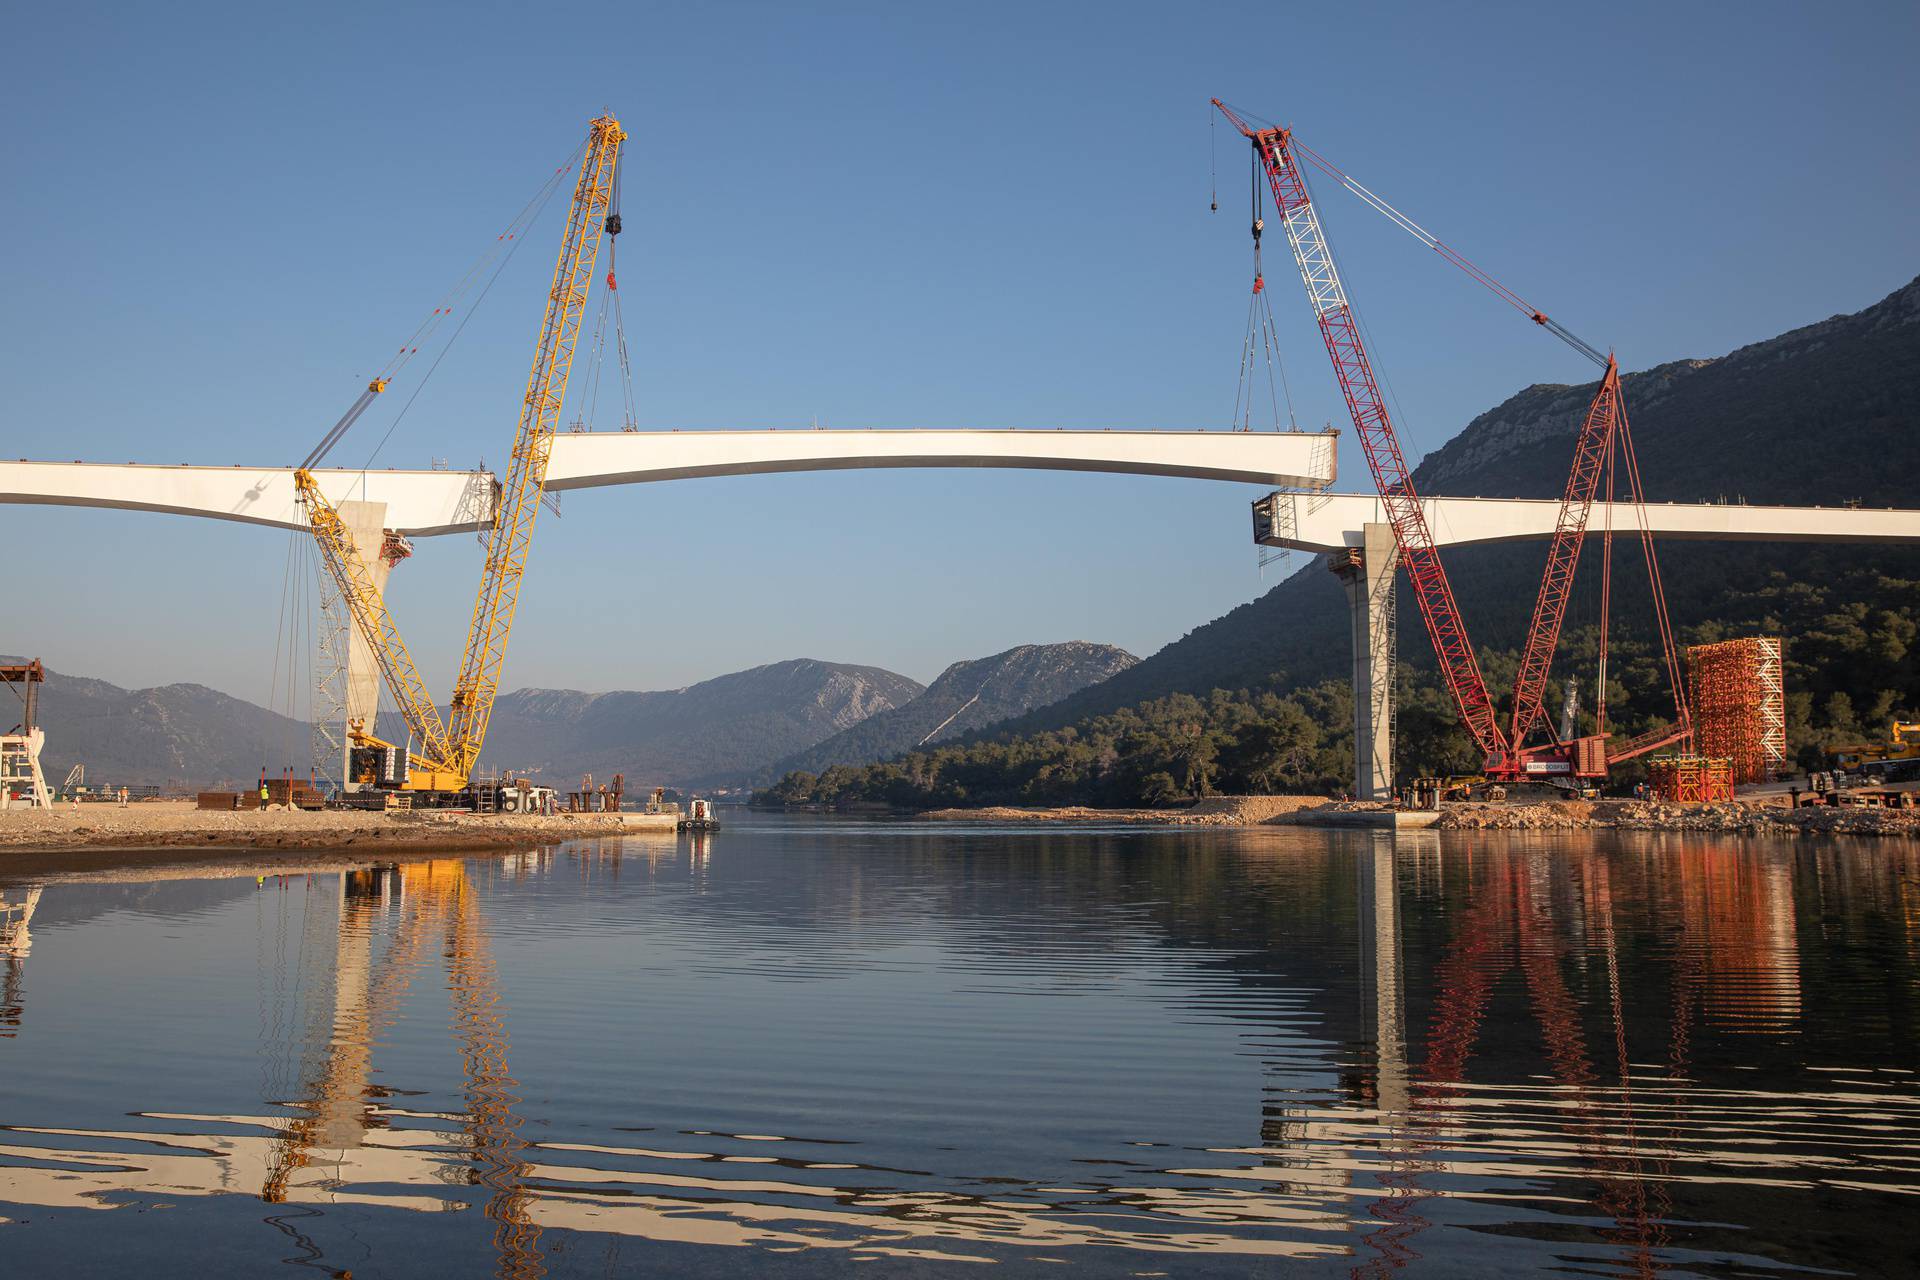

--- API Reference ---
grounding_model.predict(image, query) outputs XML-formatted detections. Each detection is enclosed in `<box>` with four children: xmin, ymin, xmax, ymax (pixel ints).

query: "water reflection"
<box><xmin>0</xmin><ymin>828</ymin><xmax>1915</xmax><ymax>1277</ymax></box>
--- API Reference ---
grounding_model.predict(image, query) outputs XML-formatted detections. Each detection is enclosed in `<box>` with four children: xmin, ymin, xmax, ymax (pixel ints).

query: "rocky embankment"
<box><xmin>0</xmin><ymin>801</ymin><xmax>674</xmax><ymax>855</ymax></box>
<box><xmin>919</xmin><ymin>796</ymin><xmax>1334</xmax><ymax>825</ymax></box>
<box><xmin>1436</xmin><ymin>799</ymin><xmax>1920</xmax><ymax>838</ymax></box>
<box><xmin>920</xmin><ymin>794</ymin><xmax>1920</xmax><ymax>838</ymax></box>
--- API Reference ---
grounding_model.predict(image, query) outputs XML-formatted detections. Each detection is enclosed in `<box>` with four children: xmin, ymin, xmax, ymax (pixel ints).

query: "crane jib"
<box><xmin>1213</xmin><ymin>98</ymin><xmax>1692</xmax><ymax>780</ymax></box>
<box><xmin>1243</xmin><ymin>118</ymin><xmax>1510</xmax><ymax>760</ymax></box>
<box><xmin>294</xmin><ymin>115</ymin><xmax>626</xmax><ymax>791</ymax></box>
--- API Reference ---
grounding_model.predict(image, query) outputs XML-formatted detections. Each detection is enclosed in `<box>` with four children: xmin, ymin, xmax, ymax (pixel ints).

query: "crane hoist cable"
<box><xmin>1283</xmin><ymin>133</ymin><xmax>1609</xmax><ymax>371</ymax></box>
<box><xmin>297</xmin><ymin>146</ymin><xmax>584</xmax><ymax>474</ymax></box>
<box><xmin>1228</xmin><ymin>148</ymin><xmax>1299</xmax><ymax>433</ymax></box>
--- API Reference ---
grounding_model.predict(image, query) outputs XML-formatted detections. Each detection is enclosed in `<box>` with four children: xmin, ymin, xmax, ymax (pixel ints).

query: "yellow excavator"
<box><xmin>293</xmin><ymin>114</ymin><xmax>625</xmax><ymax>801</ymax></box>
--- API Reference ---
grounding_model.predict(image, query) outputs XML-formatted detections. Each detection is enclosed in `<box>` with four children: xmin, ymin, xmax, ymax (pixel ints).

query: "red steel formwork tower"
<box><xmin>1686</xmin><ymin>638</ymin><xmax>1786</xmax><ymax>785</ymax></box>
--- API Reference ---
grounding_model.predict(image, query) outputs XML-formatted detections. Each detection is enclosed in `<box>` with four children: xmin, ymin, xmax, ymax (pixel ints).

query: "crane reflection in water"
<box><xmin>0</xmin><ymin>832</ymin><xmax>1914</xmax><ymax>1277</ymax></box>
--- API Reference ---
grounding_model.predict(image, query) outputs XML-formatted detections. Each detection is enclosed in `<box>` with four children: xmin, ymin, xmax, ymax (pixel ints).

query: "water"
<box><xmin>0</xmin><ymin>816</ymin><xmax>1916</xmax><ymax>1277</ymax></box>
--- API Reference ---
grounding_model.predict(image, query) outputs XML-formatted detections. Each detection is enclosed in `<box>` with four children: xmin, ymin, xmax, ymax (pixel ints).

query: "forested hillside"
<box><xmin>762</xmin><ymin>276</ymin><xmax>1920</xmax><ymax>809</ymax></box>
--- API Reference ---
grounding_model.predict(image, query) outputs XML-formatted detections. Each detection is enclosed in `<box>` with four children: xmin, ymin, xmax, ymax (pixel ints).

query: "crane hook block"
<box><xmin>604</xmin><ymin>213</ymin><xmax>623</xmax><ymax>236</ymax></box>
<box><xmin>1252</xmin><ymin>274</ymin><xmax>1264</xmax><ymax>294</ymax></box>
<box><xmin>1252</xmin><ymin>217</ymin><xmax>1263</xmax><ymax>243</ymax></box>
<box><xmin>607</xmin><ymin>271</ymin><xmax>617</xmax><ymax>291</ymax></box>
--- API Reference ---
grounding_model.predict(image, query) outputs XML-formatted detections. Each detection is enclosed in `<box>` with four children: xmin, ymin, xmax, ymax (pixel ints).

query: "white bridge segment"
<box><xmin>0</xmin><ymin>430</ymin><xmax>1338</xmax><ymax>535</ymax></box>
<box><xmin>540</xmin><ymin>428</ymin><xmax>1341</xmax><ymax>491</ymax></box>
<box><xmin>0</xmin><ymin>461</ymin><xmax>493</xmax><ymax>537</ymax></box>
<box><xmin>7</xmin><ymin>446</ymin><xmax>1917</xmax><ymax>551</ymax></box>
<box><xmin>1258</xmin><ymin>492</ymin><xmax>1920</xmax><ymax>553</ymax></box>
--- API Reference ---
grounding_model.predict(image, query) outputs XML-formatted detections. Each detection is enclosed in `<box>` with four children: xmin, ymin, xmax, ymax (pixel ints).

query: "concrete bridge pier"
<box><xmin>334</xmin><ymin>501</ymin><xmax>393</xmax><ymax>786</ymax></box>
<box><xmin>1330</xmin><ymin>523</ymin><xmax>1396</xmax><ymax>802</ymax></box>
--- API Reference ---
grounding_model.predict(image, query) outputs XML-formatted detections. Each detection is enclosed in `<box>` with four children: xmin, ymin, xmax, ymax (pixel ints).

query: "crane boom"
<box><xmin>1213</xmin><ymin>102</ymin><xmax>1695</xmax><ymax>783</ymax></box>
<box><xmin>443</xmin><ymin>113</ymin><xmax>625</xmax><ymax>777</ymax></box>
<box><xmin>1213</xmin><ymin>100</ymin><xmax>1509</xmax><ymax>763</ymax></box>
<box><xmin>294</xmin><ymin>114</ymin><xmax>624</xmax><ymax>794</ymax></box>
<box><xmin>1505</xmin><ymin>359</ymin><xmax>1621</xmax><ymax>753</ymax></box>
<box><xmin>294</xmin><ymin>468</ymin><xmax>455</xmax><ymax>773</ymax></box>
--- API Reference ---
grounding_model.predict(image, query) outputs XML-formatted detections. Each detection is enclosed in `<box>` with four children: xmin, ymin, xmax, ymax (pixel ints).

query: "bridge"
<box><xmin>0</xmin><ymin>428</ymin><xmax>1338</xmax><ymax>536</ymax></box>
<box><xmin>7</xmin><ymin>428</ymin><xmax>1920</xmax><ymax>801</ymax></box>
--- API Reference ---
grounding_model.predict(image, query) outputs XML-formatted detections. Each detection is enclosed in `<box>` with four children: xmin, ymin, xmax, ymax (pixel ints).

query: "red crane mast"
<box><xmin>1212</xmin><ymin>100</ymin><xmax>1691</xmax><ymax>783</ymax></box>
<box><xmin>1210</xmin><ymin>100</ymin><xmax>1511</xmax><ymax>767</ymax></box>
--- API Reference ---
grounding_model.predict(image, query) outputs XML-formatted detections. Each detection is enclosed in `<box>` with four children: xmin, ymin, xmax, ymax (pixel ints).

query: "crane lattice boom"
<box><xmin>1213</xmin><ymin>100</ymin><xmax>1510</xmax><ymax>764</ymax></box>
<box><xmin>294</xmin><ymin>469</ymin><xmax>456</xmax><ymax>777</ymax></box>
<box><xmin>295</xmin><ymin>114</ymin><xmax>624</xmax><ymax>791</ymax></box>
<box><xmin>1214</xmin><ymin>100</ymin><xmax>1693</xmax><ymax>782</ymax></box>
<box><xmin>445</xmin><ymin>114</ymin><xmax>624</xmax><ymax>778</ymax></box>
<box><xmin>1505</xmin><ymin>359</ymin><xmax>1620</xmax><ymax>757</ymax></box>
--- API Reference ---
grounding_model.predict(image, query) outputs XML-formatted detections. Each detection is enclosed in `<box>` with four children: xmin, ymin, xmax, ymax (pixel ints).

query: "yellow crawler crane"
<box><xmin>293</xmin><ymin>114</ymin><xmax>625</xmax><ymax>796</ymax></box>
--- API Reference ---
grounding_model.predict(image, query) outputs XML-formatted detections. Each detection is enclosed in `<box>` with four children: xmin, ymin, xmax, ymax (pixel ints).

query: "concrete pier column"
<box><xmin>335</xmin><ymin>501</ymin><xmax>392</xmax><ymax>777</ymax></box>
<box><xmin>1329</xmin><ymin>523</ymin><xmax>1397</xmax><ymax>801</ymax></box>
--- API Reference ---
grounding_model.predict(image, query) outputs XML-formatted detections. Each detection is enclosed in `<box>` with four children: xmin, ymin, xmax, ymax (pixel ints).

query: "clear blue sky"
<box><xmin>3</xmin><ymin>1</ymin><xmax>1914</xmax><ymax>714</ymax></box>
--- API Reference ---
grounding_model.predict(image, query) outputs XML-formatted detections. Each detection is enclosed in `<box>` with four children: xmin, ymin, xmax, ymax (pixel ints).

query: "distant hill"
<box><xmin>766</xmin><ymin>642</ymin><xmax>1137</xmax><ymax>779</ymax></box>
<box><xmin>981</xmin><ymin>274</ymin><xmax>1920</xmax><ymax>739</ymax></box>
<box><xmin>475</xmin><ymin>658</ymin><xmax>924</xmax><ymax>788</ymax></box>
<box><xmin>0</xmin><ymin>660</ymin><xmax>307</xmax><ymax>788</ymax></box>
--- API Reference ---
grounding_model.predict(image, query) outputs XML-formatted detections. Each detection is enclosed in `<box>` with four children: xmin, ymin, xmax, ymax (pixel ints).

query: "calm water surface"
<box><xmin>1</xmin><ymin>816</ymin><xmax>1916</xmax><ymax>1277</ymax></box>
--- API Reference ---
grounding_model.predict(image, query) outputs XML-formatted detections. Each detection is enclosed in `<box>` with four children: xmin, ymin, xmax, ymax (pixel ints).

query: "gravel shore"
<box><xmin>919</xmin><ymin>796</ymin><xmax>1335</xmax><ymax>825</ymax></box>
<box><xmin>924</xmin><ymin>794</ymin><xmax>1920</xmax><ymax>838</ymax></box>
<box><xmin>1434</xmin><ymin>799</ymin><xmax>1920</xmax><ymax>837</ymax></box>
<box><xmin>0</xmin><ymin>800</ymin><xmax>677</xmax><ymax>857</ymax></box>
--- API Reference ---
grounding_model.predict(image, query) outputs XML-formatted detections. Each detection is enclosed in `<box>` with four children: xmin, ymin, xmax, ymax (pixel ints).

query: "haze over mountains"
<box><xmin>471</xmin><ymin>659</ymin><xmax>925</xmax><ymax>786</ymax></box>
<box><xmin>12</xmin><ymin>642</ymin><xmax>1134</xmax><ymax>789</ymax></box>
<box><xmin>2</xmin><ymin>661</ymin><xmax>306</xmax><ymax>788</ymax></box>
<box><xmin>767</xmin><ymin>642</ymin><xmax>1136</xmax><ymax>780</ymax></box>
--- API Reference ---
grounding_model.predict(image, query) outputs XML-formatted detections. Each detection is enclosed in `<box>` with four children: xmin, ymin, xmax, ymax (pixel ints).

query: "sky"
<box><xmin>2</xmin><ymin>1</ymin><xmax>1915</xmax><ymax>717</ymax></box>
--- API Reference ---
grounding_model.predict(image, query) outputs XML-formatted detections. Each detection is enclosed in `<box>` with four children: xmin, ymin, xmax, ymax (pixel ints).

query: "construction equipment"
<box><xmin>1212</xmin><ymin>101</ymin><xmax>1692</xmax><ymax>787</ymax></box>
<box><xmin>0</xmin><ymin>660</ymin><xmax>50</xmax><ymax>810</ymax></box>
<box><xmin>294</xmin><ymin>114</ymin><xmax>626</xmax><ymax>802</ymax></box>
<box><xmin>1833</xmin><ymin>721</ymin><xmax>1920</xmax><ymax>783</ymax></box>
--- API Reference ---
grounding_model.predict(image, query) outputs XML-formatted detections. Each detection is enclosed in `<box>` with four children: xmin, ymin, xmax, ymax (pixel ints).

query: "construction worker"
<box><xmin>118</xmin><ymin>786</ymin><xmax>127</xmax><ymax>807</ymax></box>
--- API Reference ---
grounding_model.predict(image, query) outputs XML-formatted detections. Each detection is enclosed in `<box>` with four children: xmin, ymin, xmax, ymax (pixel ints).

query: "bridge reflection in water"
<box><xmin>0</xmin><ymin>833</ymin><xmax>1915</xmax><ymax>1277</ymax></box>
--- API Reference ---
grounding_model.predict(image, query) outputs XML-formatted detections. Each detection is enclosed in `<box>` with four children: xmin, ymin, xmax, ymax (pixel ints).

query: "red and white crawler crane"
<box><xmin>1212</xmin><ymin>100</ymin><xmax>1690</xmax><ymax>784</ymax></box>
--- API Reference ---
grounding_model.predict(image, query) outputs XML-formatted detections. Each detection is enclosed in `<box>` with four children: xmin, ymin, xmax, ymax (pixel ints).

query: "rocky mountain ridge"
<box><xmin>766</xmin><ymin>642</ymin><xmax>1138</xmax><ymax>780</ymax></box>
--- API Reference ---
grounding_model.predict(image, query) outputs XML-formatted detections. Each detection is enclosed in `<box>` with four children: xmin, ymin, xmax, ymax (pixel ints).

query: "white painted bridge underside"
<box><xmin>0</xmin><ymin>429</ymin><xmax>1338</xmax><ymax>535</ymax></box>
<box><xmin>4</xmin><ymin>433</ymin><xmax>1917</xmax><ymax>551</ymax></box>
<box><xmin>0</xmin><ymin>460</ymin><xmax>493</xmax><ymax>536</ymax></box>
<box><xmin>1257</xmin><ymin>492</ymin><xmax>1920</xmax><ymax>552</ymax></box>
<box><xmin>539</xmin><ymin>428</ymin><xmax>1341</xmax><ymax>491</ymax></box>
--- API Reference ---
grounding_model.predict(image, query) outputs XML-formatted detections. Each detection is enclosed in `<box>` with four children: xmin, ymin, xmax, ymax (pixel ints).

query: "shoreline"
<box><xmin>0</xmin><ymin>801</ymin><xmax>679</xmax><ymax>865</ymax></box>
<box><xmin>919</xmin><ymin>795</ymin><xmax>1920</xmax><ymax>838</ymax></box>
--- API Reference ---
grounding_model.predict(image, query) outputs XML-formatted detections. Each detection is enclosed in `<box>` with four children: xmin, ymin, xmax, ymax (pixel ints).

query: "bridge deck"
<box><xmin>1256</xmin><ymin>492</ymin><xmax>1920</xmax><ymax>552</ymax></box>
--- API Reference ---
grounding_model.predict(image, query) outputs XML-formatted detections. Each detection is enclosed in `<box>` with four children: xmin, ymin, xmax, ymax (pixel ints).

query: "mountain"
<box><xmin>766</xmin><ymin>642</ymin><xmax>1138</xmax><ymax>779</ymax></box>
<box><xmin>764</xmin><ymin>274</ymin><xmax>1920</xmax><ymax>808</ymax></box>
<box><xmin>474</xmin><ymin>658</ymin><xmax>924</xmax><ymax>787</ymax></box>
<box><xmin>0</xmin><ymin>661</ymin><xmax>308</xmax><ymax>788</ymax></box>
<box><xmin>980</xmin><ymin>275</ymin><xmax>1920</xmax><ymax>740</ymax></box>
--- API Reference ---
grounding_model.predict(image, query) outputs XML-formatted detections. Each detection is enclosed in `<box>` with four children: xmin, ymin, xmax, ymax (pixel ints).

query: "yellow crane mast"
<box><xmin>293</xmin><ymin>114</ymin><xmax>625</xmax><ymax>796</ymax></box>
<box><xmin>446</xmin><ymin>113</ymin><xmax>625</xmax><ymax>780</ymax></box>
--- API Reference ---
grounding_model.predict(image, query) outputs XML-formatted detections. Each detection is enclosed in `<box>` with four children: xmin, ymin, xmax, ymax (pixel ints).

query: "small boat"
<box><xmin>678</xmin><ymin>797</ymin><xmax>721</xmax><ymax>831</ymax></box>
